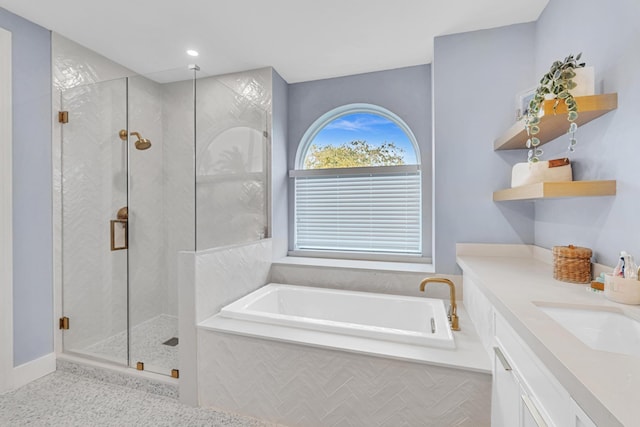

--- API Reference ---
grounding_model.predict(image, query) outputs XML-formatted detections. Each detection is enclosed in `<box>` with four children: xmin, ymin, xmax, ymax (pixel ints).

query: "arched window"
<box><xmin>291</xmin><ymin>104</ymin><xmax>421</xmax><ymax>257</ymax></box>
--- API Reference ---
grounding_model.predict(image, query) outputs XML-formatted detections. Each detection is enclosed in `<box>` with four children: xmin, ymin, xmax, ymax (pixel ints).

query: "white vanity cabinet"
<box><xmin>493</xmin><ymin>311</ymin><xmax>564</xmax><ymax>427</ymax></box>
<box><xmin>463</xmin><ymin>275</ymin><xmax>598</xmax><ymax>427</ymax></box>
<box><xmin>491</xmin><ymin>345</ymin><xmax>520</xmax><ymax>426</ymax></box>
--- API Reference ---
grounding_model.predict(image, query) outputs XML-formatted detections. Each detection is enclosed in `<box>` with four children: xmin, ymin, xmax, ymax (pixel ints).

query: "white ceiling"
<box><xmin>0</xmin><ymin>0</ymin><xmax>548</xmax><ymax>83</ymax></box>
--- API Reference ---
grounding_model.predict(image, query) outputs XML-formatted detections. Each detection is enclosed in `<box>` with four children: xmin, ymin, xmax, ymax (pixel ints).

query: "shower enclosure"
<box><xmin>58</xmin><ymin>67</ymin><xmax>269</xmax><ymax>377</ymax></box>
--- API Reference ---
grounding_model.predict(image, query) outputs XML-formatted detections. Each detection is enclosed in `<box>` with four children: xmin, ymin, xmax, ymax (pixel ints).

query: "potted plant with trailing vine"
<box><xmin>525</xmin><ymin>53</ymin><xmax>586</xmax><ymax>163</ymax></box>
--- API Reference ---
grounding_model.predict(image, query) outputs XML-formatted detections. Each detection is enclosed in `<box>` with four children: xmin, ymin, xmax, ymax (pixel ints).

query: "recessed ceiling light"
<box><xmin>186</xmin><ymin>49</ymin><xmax>199</xmax><ymax>57</ymax></box>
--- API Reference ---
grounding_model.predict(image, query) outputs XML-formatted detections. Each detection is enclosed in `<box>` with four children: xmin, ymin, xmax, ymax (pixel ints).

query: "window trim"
<box><xmin>294</xmin><ymin>103</ymin><xmax>421</xmax><ymax>169</ymax></box>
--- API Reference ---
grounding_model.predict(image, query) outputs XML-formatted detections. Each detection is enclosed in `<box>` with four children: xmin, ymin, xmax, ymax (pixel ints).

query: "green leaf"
<box><xmin>567</xmin><ymin>111</ymin><xmax>578</xmax><ymax>121</ymax></box>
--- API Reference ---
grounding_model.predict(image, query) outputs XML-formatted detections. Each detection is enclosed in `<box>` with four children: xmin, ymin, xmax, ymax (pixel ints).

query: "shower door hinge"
<box><xmin>58</xmin><ymin>111</ymin><xmax>69</xmax><ymax>124</ymax></box>
<box><xmin>263</xmin><ymin>130</ymin><xmax>269</xmax><ymax>138</ymax></box>
<box><xmin>171</xmin><ymin>369</ymin><xmax>179</xmax><ymax>379</ymax></box>
<box><xmin>136</xmin><ymin>362</ymin><xmax>144</xmax><ymax>371</ymax></box>
<box><xmin>59</xmin><ymin>317</ymin><xmax>70</xmax><ymax>330</ymax></box>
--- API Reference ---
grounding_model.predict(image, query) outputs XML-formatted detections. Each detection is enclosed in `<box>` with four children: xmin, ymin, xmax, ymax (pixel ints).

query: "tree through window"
<box><xmin>302</xmin><ymin>112</ymin><xmax>417</xmax><ymax>169</ymax></box>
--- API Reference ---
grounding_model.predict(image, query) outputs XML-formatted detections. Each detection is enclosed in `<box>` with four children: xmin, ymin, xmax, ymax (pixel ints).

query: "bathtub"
<box><xmin>216</xmin><ymin>283</ymin><xmax>455</xmax><ymax>349</ymax></box>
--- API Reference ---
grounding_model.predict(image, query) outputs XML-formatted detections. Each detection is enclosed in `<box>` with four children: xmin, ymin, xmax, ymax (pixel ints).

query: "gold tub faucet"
<box><xmin>419</xmin><ymin>277</ymin><xmax>460</xmax><ymax>331</ymax></box>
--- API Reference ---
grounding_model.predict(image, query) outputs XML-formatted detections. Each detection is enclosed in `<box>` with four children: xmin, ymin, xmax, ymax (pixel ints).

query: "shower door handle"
<box><xmin>110</xmin><ymin>206</ymin><xmax>128</xmax><ymax>251</ymax></box>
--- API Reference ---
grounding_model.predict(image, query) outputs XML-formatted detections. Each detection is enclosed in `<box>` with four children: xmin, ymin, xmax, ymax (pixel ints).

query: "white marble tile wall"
<box><xmin>197</xmin><ymin>331</ymin><xmax>491</xmax><ymax>426</ymax></box>
<box><xmin>161</xmin><ymin>78</ymin><xmax>196</xmax><ymax>317</ymax></box>
<box><xmin>179</xmin><ymin>239</ymin><xmax>272</xmax><ymax>404</ymax></box>
<box><xmin>214</xmin><ymin>67</ymin><xmax>273</xmax><ymax>112</ymax></box>
<box><xmin>57</xmin><ymin>78</ymin><xmax>129</xmax><ymax>352</ymax></box>
<box><xmin>128</xmin><ymin>75</ymin><xmax>168</xmax><ymax>327</ymax></box>
<box><xmin>270</xmin><ymin>263</ymin><xmax>462</xmax><ymax>301</ymax></box>
<box><xmin>194</xmin><ymin>239</ymin><xmax>272</xmax><ymax>323</ymax></box>
<box><xmin>52</xmin><ymin>34</ymin><xmax>134</xmax><ymax>353</ymax></box>
<box><xmin>195</xmin><ymin>71</ymin><xmax>272</xmax><ymax>250</ymax></box>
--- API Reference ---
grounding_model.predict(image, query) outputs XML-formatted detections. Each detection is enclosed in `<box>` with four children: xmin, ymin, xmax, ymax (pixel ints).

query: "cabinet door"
<box><xmin>492</xmin><ymin>346</ymin><xmax>520</xmax><ymax>427</ymax></box>
<box><xmin>521</xmin><ymin>394</ymin><xmax>548</xmax><ymax>427</ymax></box>
<box><xmin>569</xmin><ymin>398</ymin><xmax>597</xmax><ymax>427</ymax></box>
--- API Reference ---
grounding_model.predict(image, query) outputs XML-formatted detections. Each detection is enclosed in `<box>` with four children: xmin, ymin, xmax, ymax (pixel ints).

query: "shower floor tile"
<box><xmin>82</xmin><ymin>314</ymin><xmax>178</xmax><ymax>375</ymax></box>
<box><xmin>0</xmin><ymin>370</ymin><xmax>283</xmax><ymax>427</ymax></box>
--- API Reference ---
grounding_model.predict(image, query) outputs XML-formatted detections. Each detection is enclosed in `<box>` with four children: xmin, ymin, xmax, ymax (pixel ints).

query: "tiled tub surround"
<box><xmin>196</xmin><ymin>279</ymin><xmax>491</xmax><ymax>426</ymax></box>
<box><xmin>456</xmin><ymin>244</ymin><xmax>640</xmax><ymax>427</ymax></box>
<box><xmin>179</xmin><ymin>239</ymin><xmax>273</xmax><ymax>405</ymax></box>
<box><xmin>197</xmin><ymin>331</ymin><xmax>491</xmax><ymax>427</ymax></box>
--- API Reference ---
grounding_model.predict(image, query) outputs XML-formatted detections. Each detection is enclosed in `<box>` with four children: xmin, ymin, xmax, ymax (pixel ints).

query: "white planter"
<box><xmin>570</xmin><ymin>66</ymin><xmax>595</xmax><ymax>97</ymax></box>
<box><xmin>511</xmin><ymin>160</ymin><xmax>573</xmax><ymax>188</ymax></box>
<box><xmin>543</xmin><ymin>66</ymin><xmax>595</xmax><ymax>100</ymax></box>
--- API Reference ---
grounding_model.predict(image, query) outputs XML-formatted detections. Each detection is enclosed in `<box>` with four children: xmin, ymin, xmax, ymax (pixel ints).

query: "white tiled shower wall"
<box><xmin>178</xmin><ymin>239</ymin><xmax>273</xmax><ymax>405</ymax></box>
<box><xmin>53</xmin><ymin>34</ymin><xmax>136</xmax><ymax>350</ymax></box>
<box><xmin>195</xmin><ymin>69</ymin><xmax>272</xmax><ymax>250</ymax></box>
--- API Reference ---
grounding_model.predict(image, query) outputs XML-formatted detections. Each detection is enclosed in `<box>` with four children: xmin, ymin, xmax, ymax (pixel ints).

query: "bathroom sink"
<box><xmin>536</xmin><ymin>304</ymin><xmax>640</xmax><ymax>358</ymax></box>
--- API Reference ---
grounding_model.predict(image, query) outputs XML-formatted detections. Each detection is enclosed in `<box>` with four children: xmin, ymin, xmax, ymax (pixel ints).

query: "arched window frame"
<box><xmin>290</xmin><ymin>103</ymin><xmax>423</xmax><ymax>260</ymax></box>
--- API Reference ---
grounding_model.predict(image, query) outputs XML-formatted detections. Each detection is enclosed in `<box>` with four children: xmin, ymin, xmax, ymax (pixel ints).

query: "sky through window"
<box><xmin>308</xmin><ymin>112</ymin><xmax>417</xmax><ymax>165</ymax></box>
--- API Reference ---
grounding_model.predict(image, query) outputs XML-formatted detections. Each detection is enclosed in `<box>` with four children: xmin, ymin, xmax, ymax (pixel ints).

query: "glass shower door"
<box><xmin>60</xmin><ymin>78</ymin><xmax>129</xmax><ymax>365</ymax></box>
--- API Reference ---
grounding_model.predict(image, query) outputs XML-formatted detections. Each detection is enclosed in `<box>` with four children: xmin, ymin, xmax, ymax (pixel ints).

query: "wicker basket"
<box><xmin>553</xmin><ymin>245</ymin><xmax>592</xmax><ymax>283</ymax></box>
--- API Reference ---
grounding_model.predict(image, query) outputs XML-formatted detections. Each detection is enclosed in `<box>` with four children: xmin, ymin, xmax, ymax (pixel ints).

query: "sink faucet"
<box><xmin>419</xmin><ymin>277</ymin><xmax>460</xmax><ymax>331</ymax></box>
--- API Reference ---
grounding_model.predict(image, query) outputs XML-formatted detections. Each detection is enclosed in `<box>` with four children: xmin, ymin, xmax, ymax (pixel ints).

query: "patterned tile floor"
<box><xmin>0</xmin><ymin>370</ymin><xmax>283</xmax><ymax>427</ymax></box>
<box><xmin>82</xmin><ymin>314</ymin><xmax>178</xmax><ymax>375</ymax></box>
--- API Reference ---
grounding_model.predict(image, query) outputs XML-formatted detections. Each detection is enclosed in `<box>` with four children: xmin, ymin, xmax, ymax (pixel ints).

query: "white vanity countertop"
<box><xmin>457</xmin><ymin>249</ymin><xmax>640</xmax><ymax>427</ymax></box>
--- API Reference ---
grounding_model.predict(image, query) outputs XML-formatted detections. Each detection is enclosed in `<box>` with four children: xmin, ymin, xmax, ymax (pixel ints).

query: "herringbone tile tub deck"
<box><xmin>198</xmin><ymin>332</ymin><xmax>492</xmax><ymax>427</ymax></box>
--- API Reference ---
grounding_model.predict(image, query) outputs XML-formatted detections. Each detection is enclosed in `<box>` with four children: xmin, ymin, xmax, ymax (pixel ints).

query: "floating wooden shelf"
<box><xmin>493</xmin><ymin>180</ymin><xmax>616</xmax><ymax>201</ymax></box>
<box><xmin>494</xmin><ymin>93</ymin><xmax>618</xmax><ymax>150</ymax></box>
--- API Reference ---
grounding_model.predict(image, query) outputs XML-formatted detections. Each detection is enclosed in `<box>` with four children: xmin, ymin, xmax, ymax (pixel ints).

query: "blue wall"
<box><xmin>287</xmin><ymin>65</ymin><xmax>433</xmax><ymax>258</ymax></box>
<box><xmin>532</xmin><ymin>0</ymin><xmax>640</xmax><ymax>266</ymax></box>
<box><xmin>432</xmin><ymin>23</ymin><xmax>537</xmax><ymax>273</ymax></box>
<box><xmin>0</xmin><ymin>8</ymin><xmax>52</xmax><ymax>366</ymax></box>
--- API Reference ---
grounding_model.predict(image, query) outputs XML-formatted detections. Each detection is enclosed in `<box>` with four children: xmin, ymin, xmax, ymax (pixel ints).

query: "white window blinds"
<box><xmin>292</xmin><ymin>165</ymin><xmax>421</xmax><ymax>254</ymax></box>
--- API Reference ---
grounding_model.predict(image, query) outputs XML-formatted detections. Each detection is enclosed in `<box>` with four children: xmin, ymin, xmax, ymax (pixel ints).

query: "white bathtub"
<box><xmin>217</xmin><ymin>283</ymin><xmax>455</xmax><ymax>349</ymax></box>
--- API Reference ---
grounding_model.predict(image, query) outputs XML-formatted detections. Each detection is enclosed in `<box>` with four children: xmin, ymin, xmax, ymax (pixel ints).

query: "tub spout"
<box><xmin>419</xmin><ymin>277</ymin><xmax>460</xmax><ymax>331</ymax></box>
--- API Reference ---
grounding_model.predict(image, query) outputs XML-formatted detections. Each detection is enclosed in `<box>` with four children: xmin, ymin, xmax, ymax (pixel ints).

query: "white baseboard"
<box><xmin>12</xmin><ymin>353</ymin><xmax>56</xmax><ymax>390</ymax></box>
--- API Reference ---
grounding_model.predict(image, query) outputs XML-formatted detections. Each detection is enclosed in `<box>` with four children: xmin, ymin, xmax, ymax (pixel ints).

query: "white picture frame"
<box><xmin>515</xmin><ymin>86</ymin><xmax>537</xmax><ymax>122</ymax></box>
